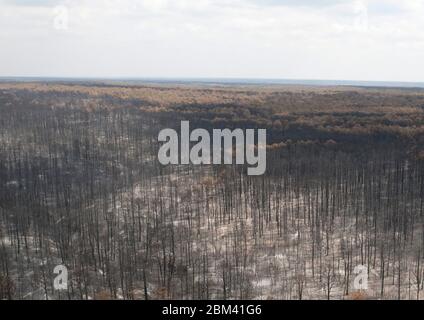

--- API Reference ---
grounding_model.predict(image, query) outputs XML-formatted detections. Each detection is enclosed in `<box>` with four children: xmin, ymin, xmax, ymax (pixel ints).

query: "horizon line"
<box><xmin>1</xmin><ymin>76</ymin><xmax>424</xmax><ymax>89</ymax></box>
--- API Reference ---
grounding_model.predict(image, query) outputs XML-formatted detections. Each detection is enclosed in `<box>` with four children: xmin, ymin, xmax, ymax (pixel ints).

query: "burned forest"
<box><xmin>1</xmin><ymin>82</ymin><xmax>424</xmax><ymax>300</ymax></box>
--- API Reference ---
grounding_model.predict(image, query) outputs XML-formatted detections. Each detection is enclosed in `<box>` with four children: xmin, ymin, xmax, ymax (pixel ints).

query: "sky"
<box><xmin>1</xmin><ymin>0</ymin><xmax>424</xmax><ymax>82</ymax></box>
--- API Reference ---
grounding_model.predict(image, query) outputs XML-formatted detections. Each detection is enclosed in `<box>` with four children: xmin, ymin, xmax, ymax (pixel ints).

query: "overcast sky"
<box><xmin>1</xmin><ymin>0</ymin><xmax>424</xmax><ymax>82</ymax></box>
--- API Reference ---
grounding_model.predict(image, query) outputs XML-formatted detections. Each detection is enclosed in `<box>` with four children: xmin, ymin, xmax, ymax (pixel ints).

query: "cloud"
<box><xmin>0</xmin><ymin>0</ymin><xmax>63</xmax><ymax>7</ymax></box>
<box><xmin>244</xmin><ymin>0</ymin><xmax>345</xmax><ymax>8</ymax></box>
<box><xmin>0</xmin><ymin>0</ymin><xmax>424</xmax><ymax>81</ymax></box>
